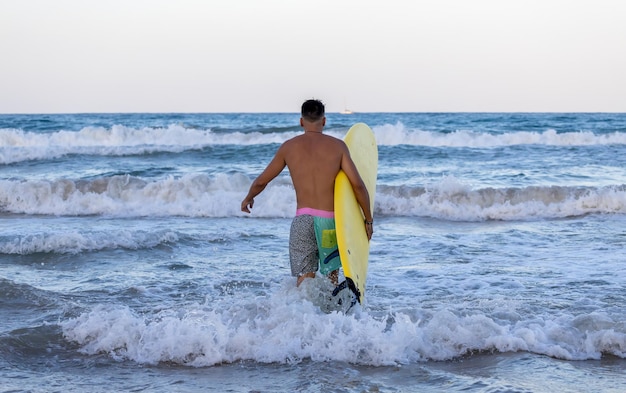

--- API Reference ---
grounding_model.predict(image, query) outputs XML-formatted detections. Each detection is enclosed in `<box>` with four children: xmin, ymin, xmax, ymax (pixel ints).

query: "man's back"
<box><xmin>281</xmin><ymin>132</ymin><xmax>346</xmax><ymax>211</ymax></box>
<box><xmin>241</xmin><ymin>98</ymin><xmax>371</xmax><ymax>233</ymax></box>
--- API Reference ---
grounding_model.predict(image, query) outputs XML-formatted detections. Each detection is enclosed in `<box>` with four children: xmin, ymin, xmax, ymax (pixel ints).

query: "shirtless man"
<box><xmin>241</xmin><ymin>99</ymin><xmax>373</xmax><ymax>286</ymax></box>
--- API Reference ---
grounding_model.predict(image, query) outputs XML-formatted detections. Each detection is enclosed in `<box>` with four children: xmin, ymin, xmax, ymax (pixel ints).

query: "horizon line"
<box><xmin>2</xmin><ymin>110</ymin><xmax>625</xmax><ymax>115</ymax></box>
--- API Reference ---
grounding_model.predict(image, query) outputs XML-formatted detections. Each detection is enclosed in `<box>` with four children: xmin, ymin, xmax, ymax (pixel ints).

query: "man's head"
<box><xmin>301</xmin><ymin>99</ymin><xmax>325</xmax><ymax>123</ymax></box>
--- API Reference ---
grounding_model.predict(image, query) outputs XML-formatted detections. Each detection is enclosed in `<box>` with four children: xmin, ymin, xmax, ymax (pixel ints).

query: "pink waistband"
<box><xmin>296</xmin><ymin>207</ymin><xmax>335</xmax><ymax>218</ymax></box>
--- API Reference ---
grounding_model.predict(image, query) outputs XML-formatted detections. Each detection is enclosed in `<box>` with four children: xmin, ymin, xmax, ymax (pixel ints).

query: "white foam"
<box><xmin>376</xmin><ymin>177</ymin><xmax>626</xmax><ymax>221</ymax></box>
<box><xmin>2</xmin><ymin>123</ymin><xmax>625</xmax><ymax>164</ymax></box>
<box><xmin>371</xmin><ymin>123</ymin><xmax>626</xmax><ymax>147</ymax></box>
<box><xmin>0</xmin><ymin>173</ymin><xmax>293</xmax><ymax>218</ymax></box>
<box><xmin>0</xmin><ymin>125</ymin><xmax>301</xmax><ymax>164</ymax></box>
<box><xmin>60</xmin><ymin>278</ymin><xmax>626</xmax><ymax>366</ymax></box>
<box><xmin>2</xmin><ymin>175</ymin><xmax>624</xmax><ymax>220</ymax></box>
<box><xmin>0</xmin><ymin>228</ymin><xmax>178</xmax><ymax>255</ymax></box>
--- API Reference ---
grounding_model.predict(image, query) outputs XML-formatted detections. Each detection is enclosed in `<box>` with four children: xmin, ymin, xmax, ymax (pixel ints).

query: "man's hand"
<box><xmin>241</xmin><ymin>197</ymin><xmax>254</xmax><ymax>213</ymax></box>
<box><xmin>365</xmin><ymin>219</ymin><xmax>373</xmax><ymax>241</ymax></box>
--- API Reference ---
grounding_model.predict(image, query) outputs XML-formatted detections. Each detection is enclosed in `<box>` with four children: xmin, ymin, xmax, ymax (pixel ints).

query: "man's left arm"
<box><xmin>339</xmin><ymin>147</ymin><xmax>373</xmax><ymax>240</ymax></box>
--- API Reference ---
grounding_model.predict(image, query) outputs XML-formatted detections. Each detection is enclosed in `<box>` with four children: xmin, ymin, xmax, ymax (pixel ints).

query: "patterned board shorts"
<box><xmin>289</xmin><ymin>214</ymin><xmax>341</xmax><ymax>277</ymax></box>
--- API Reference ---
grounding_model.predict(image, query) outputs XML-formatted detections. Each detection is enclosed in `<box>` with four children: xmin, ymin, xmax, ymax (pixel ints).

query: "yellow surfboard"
<box><xmin>334</xmin><ymin>123</ymin><xmax>378</xmax><ymax>304</ymax></box>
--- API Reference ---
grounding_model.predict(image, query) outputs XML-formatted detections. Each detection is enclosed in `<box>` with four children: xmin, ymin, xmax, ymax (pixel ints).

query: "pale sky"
<box><xmin>1</xmin><ymin>0</ymin><xmax>625</xmax><ymax>113</ymax></box>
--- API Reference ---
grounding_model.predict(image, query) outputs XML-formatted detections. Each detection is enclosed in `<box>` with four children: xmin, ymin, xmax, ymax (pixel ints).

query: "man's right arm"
<box><xmin>241</xmin><ymin>145</ymin><xmax>287</xmax><ymax>213</ymax></box>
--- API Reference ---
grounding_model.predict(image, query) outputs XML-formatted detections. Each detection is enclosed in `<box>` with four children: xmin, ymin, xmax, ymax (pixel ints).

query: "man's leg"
<box><xmin>290</xmin><ymin>215</ymin><xmax>318</xmax><ymax>286</ymax></box>
<box><xmin>297</xmin><ymin>272</ymin><xmax>316</xmax><ymax>286</ymax></box>
<box><xmin>328</xmin><ymin>269</ymin><xmax>339</xmax><ymax>286</ymax></box>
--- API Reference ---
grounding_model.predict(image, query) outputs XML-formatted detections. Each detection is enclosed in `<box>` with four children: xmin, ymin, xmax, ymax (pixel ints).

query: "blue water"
<box><xmin>1</xmin><ymin>112</ymin><xmax>625</xmax><ymax>392</ymax></box>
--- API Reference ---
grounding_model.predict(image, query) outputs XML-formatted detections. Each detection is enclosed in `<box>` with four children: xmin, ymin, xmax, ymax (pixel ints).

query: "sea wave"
<box><xmin>0</xmin><ymin>124</ymin><xmax>297</xmax><ymax>164</ymax></box>
<box><xmin>372</xmin><ymin>122</ymin><xmax>626</xmax><ymax>147</ymax></box>
<box><xmin>1</xmin><ymin>174</ymin><xmax>624</xmax><ymax>220</ymax></box>
<box><xmin>59</xmin><ymin>281</ymin><xmax>626</xmax><ymax>366</ymax></box>
<box><xmin>0</xmin><ymin>278</ymin><xmax>58</xmax><ymax>310</ymax></box>
<box><xmin>2</xmin><ymin>123</ymin><xmax>625</xmax><ymax>164</ymax></box>
<box><xmin>0</xmin><ymin>228</ymin><xmax>179</xmax><ymax>255</ymax></box>
<box><xmin>377</xmin><ymin>178</ymin><xmax>626</xmax><ymax>221</ymax></box>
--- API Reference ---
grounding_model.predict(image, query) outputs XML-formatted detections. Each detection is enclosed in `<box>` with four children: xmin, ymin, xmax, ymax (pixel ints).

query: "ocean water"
<box><xmin>1</xmin><ymin>112</ymin><xmax>625</xmax><ymax>392</ymax></box>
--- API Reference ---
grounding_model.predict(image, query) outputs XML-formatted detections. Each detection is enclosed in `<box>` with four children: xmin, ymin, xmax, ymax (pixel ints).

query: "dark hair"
<box><xmin>301</xmin><ymin>99</ymin><xmax>325</xmax><ymax>122</ymax></box>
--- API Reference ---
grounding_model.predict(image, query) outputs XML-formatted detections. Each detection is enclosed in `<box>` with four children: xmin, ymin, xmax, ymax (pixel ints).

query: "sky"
<box><xmin>1</xmin><ymin>0</ymin><xmax>625</xmax><ymax>113</ymax></box>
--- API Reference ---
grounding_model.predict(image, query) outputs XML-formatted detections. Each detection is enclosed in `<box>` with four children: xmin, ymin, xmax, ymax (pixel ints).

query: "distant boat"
<box><xmin>340</xmin><ymin>99</ymin><xmax>354</xmax><ymax>114</ymax></box>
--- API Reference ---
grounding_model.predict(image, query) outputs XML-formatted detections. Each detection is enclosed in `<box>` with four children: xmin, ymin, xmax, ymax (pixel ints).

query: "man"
<box><xmin>241</xmin><ymin>99</ymin><xmax>373</xmax><ymax>286</ymax></box>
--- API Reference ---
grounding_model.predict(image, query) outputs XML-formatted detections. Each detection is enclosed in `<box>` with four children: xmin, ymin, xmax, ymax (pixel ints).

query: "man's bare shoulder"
<box><xmin>279</xmin><ymin>134</ymin><xmax>348</xmax><ymax>164</ymax></box>
<box><xmin>279</xmin><ymin>134</ymin><xmax>303</xmax><ymax>150</ymax></box>
<box><xmin>321</xmin><ymin>133</ymin><xmax>348</xmax><ymax>148</ymax></box>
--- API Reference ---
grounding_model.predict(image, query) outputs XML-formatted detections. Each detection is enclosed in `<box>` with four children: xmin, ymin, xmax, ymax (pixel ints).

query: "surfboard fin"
<box><xmin>332</xmin><ymin>279</ymin><xmax>359</xmax><ymax>311</ymax></box>
<box><xmin>332</xmin><ymin>280</ymin><xmax>349</xmax><ymax>296</ymax></box>
<box><xmin>345</xmin><ymin>277</ymin><xmax>361</xmax><ymax>304</ymax></box>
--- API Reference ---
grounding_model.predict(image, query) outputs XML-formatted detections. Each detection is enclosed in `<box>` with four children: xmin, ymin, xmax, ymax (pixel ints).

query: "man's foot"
<box><xmin>296</xmin><ymin>272</ymin><xmax>316</xmax><ymax>286</ymax></box>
